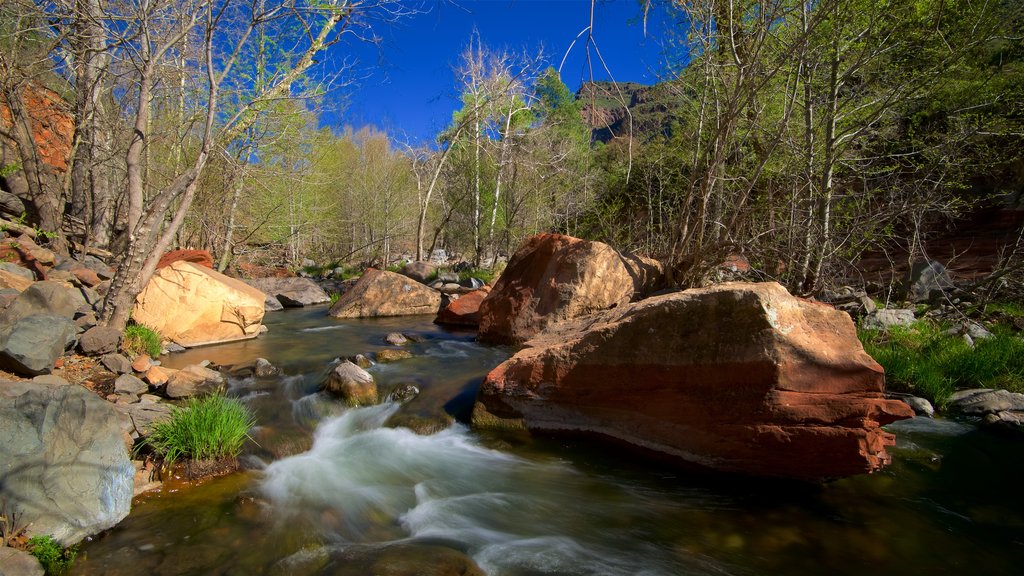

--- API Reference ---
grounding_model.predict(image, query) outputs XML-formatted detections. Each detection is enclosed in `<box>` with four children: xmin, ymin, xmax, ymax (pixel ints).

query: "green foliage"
<box><xmin>0</xmin><ymin>163</ymin><xmax>19</xmax><ymax>178</ymax></box>
<box><xmin>860</xmin><ymin>321</ymin><xmax>1024</xmax><ymax>410</ymax></box>
<box><xmin>140</xmin><ymin>394</ymin><xmax>256</xmax><ymax>469</ymax></box>
<box><xmin>457</xmin><ymin>266</ymin><xmax>499</xmax><ymax>285</ymax></box>
<box><xmin>328</xmin><ymin>291</ymin><xmax>342</xmax><ymax>305</ymax></box>
<box><xmin>123</xmin><ymin>323</ymin><xmax>162</xmax><ymax>358</ymax></box>
<box><xmin>28</xmin><ymin>535</ymin><xmax>77</xmax><ymax>576</ymax></box>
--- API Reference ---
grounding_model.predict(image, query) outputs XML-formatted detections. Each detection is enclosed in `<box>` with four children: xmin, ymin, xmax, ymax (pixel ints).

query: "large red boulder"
<box><xmin>434</xmin><ymin>287</ymin><xmax>491</xmax><ymax>327</ymax></box>
<box><xmin>477</xmin><ymin>233</ymin><xmax>664</xmax><ymax>345</ymax></box>
<box><xmin>473</xmin><ymin>282</ymin><xmax>914</xmax><ymax>481</ymax></box>
<box><xmin>328</xmin><ymin>268</ymin><xmax>441</xmax><ymax>318</ymax></box>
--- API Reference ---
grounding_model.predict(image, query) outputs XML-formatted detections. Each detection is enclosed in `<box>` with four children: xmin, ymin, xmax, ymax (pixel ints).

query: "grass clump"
<box><xmin>457</xmin><ymin>266</ymin><xmax>499</xmax><ymax>285</ymax></box>
<box><xmin>860</xmin><ymin>320</ymin><xmax>1024</xmax><ymax>410</ymax></box>
<box><xmin>28</xmin><ymin>535</ymin><xmax>77</xmax><ymax>575</ymax></box>
<box><xmin>140</xmin><ymin>394</ymin><xmax>256</xmax><ymax>469</ymax></box>
<box><xmin>328</xmin><ymin>291</ymin><xmax>342</xmax><ymax>305</ymax></box>
<box><xmin>123</xmin><ymin>323</ymin><xmax>162</xmax><ymax>357</ymax></box>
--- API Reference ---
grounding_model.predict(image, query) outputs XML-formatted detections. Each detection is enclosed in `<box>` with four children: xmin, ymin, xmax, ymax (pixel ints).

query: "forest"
<box><xmin>1</xmin><ymin>0</ymin><xmax>1022</xmax><ymax>333</ymax></box>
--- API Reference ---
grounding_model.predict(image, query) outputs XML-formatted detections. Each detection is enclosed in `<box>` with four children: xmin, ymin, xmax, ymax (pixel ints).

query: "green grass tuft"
<box><xmin>140</xmin><ymin>394</ymin><xmax>256</xmax><ymax>469</ymax></box>
<box><xmin>28</xmin><ymin>535</ymin><xmax>77</xmax><ymax>575</ymax></box>
<box><xmin>860</xmin><ymin>320</ymin><xmax>1024</xmax><ymax>410</ymax></box>
<box><xmin>123</xmin><ymin>323</ymin><xmax>162</xmax><ymax>357</ymax></box>
<box><xmin>328</xmin><ymin>291</ymin><xmax>342</xmax><ymax>305</ymax></box>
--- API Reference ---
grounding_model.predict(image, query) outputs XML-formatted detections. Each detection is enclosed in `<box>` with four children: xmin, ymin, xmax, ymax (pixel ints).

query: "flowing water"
<box><xmin>72</xmin><ymin>307</ymin><xmax>1024</xmax><ymax>575</ymax></box>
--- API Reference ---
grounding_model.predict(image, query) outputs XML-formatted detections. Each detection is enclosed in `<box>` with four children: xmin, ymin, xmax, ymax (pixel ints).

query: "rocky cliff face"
<box><xmin>0</xmin><ymin>84</ymin><xmax>73</xmax><ymax>173</ymax></box>
<box><xmin>576</xmin><ymin>81</ymin><xmax>684</xmax><ymax>143</ymax></box>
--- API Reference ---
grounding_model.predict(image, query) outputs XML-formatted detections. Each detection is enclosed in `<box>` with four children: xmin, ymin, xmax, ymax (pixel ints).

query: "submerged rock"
<box><xmin>376</xmin><ymin>349</ymin><xmax>413</xmax><ymax>363</ymax></box>
<box><xmin>271</xmin><ymin>543</ymin><xmax>484</xmax><ymax>576</ymax></box>
<box><xmin>474</xmin><ymin>281</ymin><xmax>914</xmax><ymax>481</ymax></box>
<box><xmin>477</xmin><ymin>233</ymin><xmax>664</xmax><ymax>345</ymax></box>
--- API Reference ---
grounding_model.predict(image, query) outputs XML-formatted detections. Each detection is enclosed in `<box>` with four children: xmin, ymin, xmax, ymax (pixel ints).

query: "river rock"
<box><xmin>271</xmin><ymin>543</ymin><xmax>485</xmax><ymax>576</ymax></box>
<box><xmin>165</xmin><ymin>364</ymin><xmax>225</xmax><ymax>398</ymax></box>
<box><xmin>1</xmin><ymin>281</ymin><xmax>82</xmax><ymax>322</ymax></box>
<box><xmin>115</xmin><ymin>401</ymin><xmax>174</xmax><ymax>440</ymax></box>
<box><xmin>474</xmin><ymin>282</ymin><xmax>915</xmax><ymax>481</ymax></box>
<box><xmin>861</xmin><ymin>308</ymin><xmax>916</xmax><ymax>330</ymax></box>
<box><xmin>78</xmin><ymin>325</ymin><xmax>121</xmax><ymax>355</ymax></box>
<box><xmin>477</xmin><ymin>233</ymin><xmax>665</xmax><ymax>345</ymax></box>
<box><xmin>434</xmin><ymin>286</ymin><xmax>490</xmax><ymax>327</ymax></box>
<box><xmin>948</xmin><ymin>389</ymin><xmax>1024</xmax><ymax>415</ymax></box>
<box><xmin>113</xmin><ymin>374</ymin><xmax>146</xmax><ymax>395</ymax></box>
<box><xmin>132</xmin><ymin>261</ymin><xmax>265</xmax><ymax>347</ymax></box>
<box><xmin>0</xmin><ymin>547</ymin><xmax>44</xmax><ymax>576</ymax></box>
<box><xmin>143</xmin><ymin>365</ymin><xmax>170</xmax><ymax>386</ymax></box>
<box><xmin>131</xmin><ymin>354</ymin><xmax>153</xmax><ymax>372</ymax></box>
<box><xmin>0</xmin><ymin>380</ymin><xmax>134</xmax><ymax>545</ymax></box>
<box><xmin>327</xmin><ymin>269</ymin><xmax>442</xmax><ymax>318</ymax></box>
<box><xmin>0</xmin><ymin>314</ymin><xmax>76</xmax><ymax>375</ymax></box>
<box><xmin>244</xmin><ymin>277</ymin><xmax>330</xmax><ymax>307</ymax></box>
<box><xmin>264</xmin><ymin>293</ymin><xmax>284</xmax><ymax>311</ymax></box>
<box><xmin>101</xmin><ymin>352</ymin><xmax>132</xmax><ymax>374</ymax></box>
<box><xmin>384</xmin><ymin>332</ymin><xmax>408</xmax><ymax>346</ymax></box>
<box><xmin>322</xmin><ymin>361</ymin><xmax>377</xmax><ymax>406</ymax></box>
<box><xmin>376</xmin><ymin>349</ymin><xmax>412</xmax><ymax>363</ymax></box>
<box><xmin>400</xmin><ymin>261</ymin><xmax>437</xmax><ymax>283</ymax></box>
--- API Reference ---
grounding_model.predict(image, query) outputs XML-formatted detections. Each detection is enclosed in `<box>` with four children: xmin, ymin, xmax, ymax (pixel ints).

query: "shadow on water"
<box><xmin>73</xmin><ymin>307</ymin><xmax>1024</xmax><ymax>575</ymax></box>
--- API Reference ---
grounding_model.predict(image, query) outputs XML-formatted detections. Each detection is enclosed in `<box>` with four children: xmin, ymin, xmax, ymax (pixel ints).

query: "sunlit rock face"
<box><xmin>477</xmin><ymin>233</ymin><xmax>664</xmax><ymax>345</ymax></box>
<box><xmin>474</xmin><ymin>281</ymin><xmax>915</xmax><ymax>481</ymax></box>
<box><xmin>327</xmin><ymin>269</ymin><xmax>441</xmax><ymax>318</ymax></box>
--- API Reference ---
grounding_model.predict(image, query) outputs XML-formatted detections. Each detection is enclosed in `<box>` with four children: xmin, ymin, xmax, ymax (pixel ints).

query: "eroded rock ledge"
<box><xmin>473</xmin><ymin>281</ymin><xmax>914</xmax><ymax>481</ymax></box>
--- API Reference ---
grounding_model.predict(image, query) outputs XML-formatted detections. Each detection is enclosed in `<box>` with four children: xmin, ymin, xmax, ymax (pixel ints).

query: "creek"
<box><xmin>72</xmin><ymin>306</ymin><xmax>1024</xmax><ymax>575</ymax></box>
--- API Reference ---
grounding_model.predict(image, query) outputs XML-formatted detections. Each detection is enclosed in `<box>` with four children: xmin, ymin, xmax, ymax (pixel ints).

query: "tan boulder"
<box><xmin>322</xmin><ymin>361</ymin><xmax>377</xmax><ymax>406</ymax></box>
<box><xmin>477</xmin><ymin>233</ymin><xmax>664</xmax><ymax>345</ymax></box>
<box><xmin>132</xmin><ymin>261</ymin><xmax>265</xmax><ymax>347</ymax></box>
<box><xmin>473</xmin><ymin>281</ymin><xmax>914</xmax><ymax>481</ymax></box>
<box><xmin>328</xmin><ymin>268</ymin><xmax>441</xmax><ymax>318</ymax></box>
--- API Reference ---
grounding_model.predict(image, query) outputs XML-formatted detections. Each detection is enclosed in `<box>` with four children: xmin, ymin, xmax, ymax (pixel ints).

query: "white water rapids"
<box><xmin>260</xmin><ymin>403</ymin><xmax>728</xmax><ymax>575</ymax></box>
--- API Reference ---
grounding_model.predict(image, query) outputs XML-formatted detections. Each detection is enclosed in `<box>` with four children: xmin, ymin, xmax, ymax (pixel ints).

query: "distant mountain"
<box><xmin>575</xmin><ymin>81</ymin><xmax>685</xmax><ymax>144</ymax></box>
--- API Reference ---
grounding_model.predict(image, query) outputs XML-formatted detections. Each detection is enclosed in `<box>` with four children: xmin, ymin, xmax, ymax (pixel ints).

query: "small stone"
<box><xmin>349</xmin><ymin>354</ymin><xmax>373</xmax><ymax>369</ymax></box>
<box><xmin>322</xmin><ymin>361</ymin><xmax>377</xmax><ymax>406</ymax></box>
<box><xmin>165</xmin><ymin>364</ymin><xmax>224</xmax><ymax>399</ymax></box>
<box><xmin>131</xmin><ymin>355</ymin><xmax>153</xmax><ymax>372</ymax></box>
<box><xmin>32</xmin><ymin>374</ymin><xmax>70</xmax><ymax>386</ymax></box>
<box><xmin>101</xmin><ymin>353</ymin><xmax>132</xmax><ymax>374</ymax></box>
<box><xmin>79</xmin><ymin>325</ymin><xmax>121</xmax><ymax>355</ymax></box>
<box><xmin>0</xmin><ymin>545</ymin><xmax>45</xmax><ymax>576</ymax></box>
<box><xmin>254</xmin><ymin>357</ymin><xmax>280</xmax><ymax>377</ymax></box>
<box><xmin>164</xmin><ymin>341</ymin><xmax>186</xmax><ymax>353</ymax></box>
<box><xmin>115</xmin><ymin>374</ymin><xmax>148</xmax><ymax>395</ymax></box>
<box><xmin>384</xmin><ymin>332</ymin><xmax>409</xmax><ymax>346</ymax></box>
<box><xmin>139</xmin><ymin>394</ymin><xmax>162</xmax><ymax>404</ymax></box>
<box><xmin>144</xmin><ymin>365</ymin><xmax>170</xmax><ymax>386</ymax></box>
<box><xmin>965</xmin><ymin>321</ymin><xmax>993</xmax><ymax>341</ymax></box>
<box><xmin>376</xmin><ymin>349</ymin><xmax>413</xmax><ymax>363</ymax></box>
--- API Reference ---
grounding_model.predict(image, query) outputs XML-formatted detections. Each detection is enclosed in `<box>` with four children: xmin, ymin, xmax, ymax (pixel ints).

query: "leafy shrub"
<box><xmin>860</xmin><ymin>320</ymin><xmax>1024</xmax><ymax>410</ymax></box>
<box><xmin>28</xmin><ymin>535</ymin><xmax>77</xmax><ymax>575</ymax></box>
<box><xmin>123</xmin><ymin>323</ymin><xmax>162</xmax><ymax>357</ymax></box>
<box><xmin>140</xmin><ymin>394</ymin><xmax>256</xmax><ymax>468</ymax></box>
<box><xmin>328</xmin><ymin>291</ymin><xmax>342</xmax><ymax>305</ymax></box>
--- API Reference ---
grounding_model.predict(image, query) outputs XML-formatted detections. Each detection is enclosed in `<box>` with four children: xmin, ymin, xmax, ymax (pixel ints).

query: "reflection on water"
<box><xmin>73</xmin><ymin>307</ymin><xmax>1024</xmax><ymax>575</ymax></box>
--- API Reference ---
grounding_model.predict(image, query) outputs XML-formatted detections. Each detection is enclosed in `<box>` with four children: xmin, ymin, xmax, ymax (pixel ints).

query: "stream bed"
<box><xmin>72</xmin><ymin>306</ymin><xmax>1024</xmax><ymax>575</ymax></box>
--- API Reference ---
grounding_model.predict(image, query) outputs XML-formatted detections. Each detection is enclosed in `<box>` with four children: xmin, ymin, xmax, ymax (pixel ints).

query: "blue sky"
<box><xmin>321</xmin><ymin>0</ymin><xmax>673</xmax><ymax>144</ymax></box>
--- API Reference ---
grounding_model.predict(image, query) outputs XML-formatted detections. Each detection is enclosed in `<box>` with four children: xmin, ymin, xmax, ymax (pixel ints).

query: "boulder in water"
<box><xmin>322</xmin><ymin>361</ymin><xmax>377</xmax><ymax>406</ymax></box>
<box><xmin>477</xmin><ymin>233</ymin><xmax>664</xmax><ymax>345</ymax></box>
<box><xmin>474</xmin><ymin>282</ymin><xmax>914</xmax><ymax>481</ymax></box>
<box><xmin>434</xmin><ymin>286</ymin><xmax>490</xmax><ymax>327</ymax></box>
<box><xmin>244</xmin><ymin>277</ymin><xmax>330</xmax><ymax>307</ymax></box>
<box><xmin>327</xmin><ymin>269</ymin><xmax>441</xmax><ymax>318</ymax></box>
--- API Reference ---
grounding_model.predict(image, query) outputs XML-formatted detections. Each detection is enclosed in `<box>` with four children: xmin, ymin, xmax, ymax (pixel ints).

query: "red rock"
<box><xmin>144</xmin><ymin>365</ymin><xmax>170</xmax><ymax>386</ymax></box>
<box><xmin>473</xmin><ymin>281</ymin><xmax>914</xmax><ymax>481</ymax></box>
<box><xmin>477</xmin><ymin>233</ymin><xmax>664</xmax><ymax>345</ymax></box>
<box><xmin>71</xmin><ymin>267</ymin><xmax>102</xmax><ymax>287</ymax></box>
<box><xmin>156</xmin><ymin>249</ymin><xmax>214</xmax><ymax>270</ymax></box>
<box><xmin>434</xmin><ymin>287</ymin><xmax>491</xmax><ymax>327</ymax></box>
<box><xmin>131</xmin><ymin>355</ymin><xmax>153</xmax><ymax>373</ymax></box>
<box><xmin>0</xmin><ymin>84</ymin><xmax>73</xmax><ymax>172</ymax></box>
